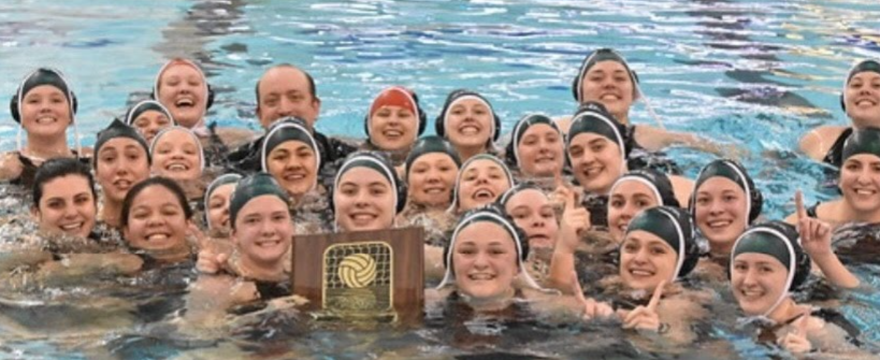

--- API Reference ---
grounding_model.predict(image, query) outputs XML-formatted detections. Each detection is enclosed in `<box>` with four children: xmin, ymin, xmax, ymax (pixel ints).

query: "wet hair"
<box><xmin>120</xmin><ymin>177</ymin><xmax>193</xmax><ymax>229</ymax></box>
<box><xmin>32</xmin><ymin>158</ymin><xmax>96</xmax><ymax>208</ymax></box>
<box><xmin>254</xmin><ymin>64</ymin><xmax>318</xmax><ymax>106</ymax></box>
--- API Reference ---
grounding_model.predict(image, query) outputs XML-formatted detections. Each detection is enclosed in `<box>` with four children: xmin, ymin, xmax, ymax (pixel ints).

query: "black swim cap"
<box><xmin>404</xmin><ymin>135</ymin><xmax>461</xmax><ymax>182</ymax></box>
<box><xmin>842</xmin><ymin>127</ymin><xmax>880</xmax><ymax>161</ymax></box>
<box><xmin>450</xmin><ymin>154</ymin><xmax>514</xmax><ymax>211</ymax></box>
<box><xmin>261</xmin><ymin>117</ymin><xmax>321</xmax><ymax>183</ymax></box>
<box><xmin>571</xmin><ymin>48</ymin><xmax>640</xmax><ymax>103</ymax></box>
<box><xmin>731</xmin><ymin>221</ymin><xmax>810</xmax><ymax>316</ymax></box>
<box><xmin>333</xmin><ymin>151</ymin><xmax>406</xmax><ymax>214</ymax></box>
<box><xmin>691</xmin><ymin>159</ymin><xmax>763</xmax><ymax>223</ymax></box>
<box><xmin>625</xmin><ymin>206</ymin><xmax>699</xmax><ymax>279</ymax></box>
<box><xmin>505</xmin><ymin>113</ymin><xmax>561</xmax><ymax>168</ymax></box>
<box><xmin>497</xmin><ymin>181</ymin><xmax>544</xmax><ymax>208</ymax></box>
<box><xmin>93</xmin><ymin>118</ymin><xmax>151</xmax><ymax>169</ymax></box>
<box><xmin>204</xmin><ymin>173</ymin><xmax>243</xmax><ymax>229</ymax></box>
<box><xmin>610</xmin><ymin>169</ymin><xmax>680</xmax><ymax>208</ymax></box>
<box><xmin>438</xmin><ymin>204</ymin><xmax>540</xmax><ymax>290</ymax></box>
<box><xmin>566</xmin><ymin>101</ymin><xmax>629</xmax><ymax>164</ymax></box>
<box><xmin>434</xmin><ymin>89</ymin><xmax>501</xmax><ymax>142</ymax></box>
<box><xmin>10</xmin><ymin>68</ymin><xmax>77</xmax><ymax>123</ymax></box>
<box><xmin>846</xmin><ymin>60</ymin><xmax>880</xmax><ymax>84</ymax></box>
<box><xmin>124</xmin><ymin>100</ymin><xmax>175</xmax><ymax>126</ymax></box>
<box><xmin>228</xmin><ymin>173</ymin><xmax>290</xmax><ymax>230</ymax></box>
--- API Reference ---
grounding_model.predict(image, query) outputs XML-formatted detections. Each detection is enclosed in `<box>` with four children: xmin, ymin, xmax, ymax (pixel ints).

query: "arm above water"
<box><xmin>633</xmin><ymin>125</ymin><xmax>745</xmax><ymax>158</ymax></box>
<box><xmin>35</xmin><ymin>252</ymin><xmax>144</xmax><ymax>287</ymax></box>
<box><xmin>799</xmin><ymin>125</ymin><xmax>847</xmax><ymax>162</ymax></box>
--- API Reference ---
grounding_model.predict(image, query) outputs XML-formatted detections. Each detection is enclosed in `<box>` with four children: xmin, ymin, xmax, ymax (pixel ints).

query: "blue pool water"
<box><xmin>2</xmin><ymin>0</ymin><xmax>880</xmax><ymax>358</ymax></box>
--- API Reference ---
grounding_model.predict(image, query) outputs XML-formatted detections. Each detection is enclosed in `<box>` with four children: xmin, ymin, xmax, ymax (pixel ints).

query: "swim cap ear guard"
<box><xmin>441</xmin><ymin>203</ymin><xmax>530</xmax><ymax>271</ymax></box>
<box><xmin>689</xmin><ymin>159</ymin><xmax>763</xmax><ymax>224</ymax></box>
<box><xmin>434</xmin><ymin>89</ymin><xmax>502</xmax><ymax>142</ymax></box>
<box><xmin>840</xmin><ymin>59</ymin><xmax>880</xmax><ymax>112</ymax></box>
<box><xmin>571</xmin><ymin>48</ymin><xmax>640</xmax><ymax>103</ymax></box>
<box><xmin>363</xmin><ymin>88</ymin><xmax>427</xmax><ymax>139</ymax></box>
<box><xmin>328</xmin><ymin>151</ymin><xmax>408</xmax><ymax>219</ymax></box>
<box><xmin>10</xmin><ymin>68</ymin><xmax>79</xmax><ymax>123</ymax></box>
<box><xmin>727</xmin><ymin>221</ymin><xmax>811</xmax><ymax>292</ymax></box>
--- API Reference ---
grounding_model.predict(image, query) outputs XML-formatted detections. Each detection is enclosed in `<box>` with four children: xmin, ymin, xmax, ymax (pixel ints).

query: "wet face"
<box><xmin>608</xmin><ymin>180</ymin><xmax>660</xmax><ymax>243</ymax></box>
<box><xmin>731</xmin><ymin>252</ymin><xmax>788</xmax><ymax>316</ymax></box>
<box><xmin>232</xmin><ymin>195</ymin><xmax>293</xmax><ymax>268</ymax></box>
<box><xmin>452</xmin><ymin>222</ymin><xmax>519</xmax><ymax>300</ymax></box>
<box><xmin>619</xmin><ymin>230</ymin><xmax>677</xmax><ymax>291</ymax></box>
<box><xmin>151</xmin><ymin>129</ymin><xmax>202</xmax><ymax>182</ymax></box>
<box><xmin>335</xmin><ymin>167</ymin><xmax>396</xmax><ymax>232</ymax></box>
<box><xmin>840</xmin><ymin>154</ymin><xmax>880</xmax><ymax>213</ymax></box>
<box><xmin>457</xmin><ymin>159</ymin><xmax>511</xmax><ymax>211</ymax></box>
<box><xmin>256</xmin><ymin>66</ymin><xmax>320</xmax><ymax>129</ymax></box>
<box><xmin>445</xmin><ymin>98</ymin><xmax>493</xmax><ymax>150</ymax></box>
<box><xmin>370</xmin><ymin>105</ymin><xmax>417</xmax><ymax>151</ymax></box>
<box><xmin>33</xmin><ymin>175</ymin><xmax>96</xmax><ymax>238</ymax></box>
<box><xmin>517</xmin><ymin>124</ymin><xmax>564</xmax><ymax>177</ymax></box>
<box><xmin>20</xmin><ymin>85</ymin><xmax>71</xmax><ymax>139</ymax></box>
<box><xmin>266</xmin><ymin>140</ymin><xmax>317</xmax><ymax>197</ymax></box>
<box><xmin>408</xmin><ymin>153</ymin><xmax>458</xmax><ymax>207</ymax></box>
<box><xmin>844</xmin><ymin>71</ymin><xmax>880</xmax><ymax>128</ymax></box>
<box><xmin>96</xmin><ymin>138</ymin><xmax>150</xmax><ymax>204</ymax></box>
<box><xmin>504</xmin><ymin>189</ymin><xmax>558</xmax><ymax>249</ymax></box>
<box><xmin>207</xmin><ymin>183</ymin><xmax>236</xmax><ymax>231</ymax></box>
<box><xmin>123</xmin><ymin>185</ymin><xmax>189</xmax><ymax>252</ymax></box>
<box><xmin>579</xmin><ymin>60</ymin><xmax>635</xmax><ymax>121</ymax></box>
<box><xmin>568</xmin><ymin>133</ymin><xmax>624</xmax><ymax>194</ymax></box>
<box><xmin>132</xmin><ymin>109</ymin><xmax>172</xmax><ymax>143</ymax></box>
<box><xmin>156</xmin><ymin>64</ymin><xmax>207</xmax><ymax>129</ymax></box>
<box><xmin>693</xmin><ymin>177</ymin><xmax>748</xmax><ymax>254</ymax></box>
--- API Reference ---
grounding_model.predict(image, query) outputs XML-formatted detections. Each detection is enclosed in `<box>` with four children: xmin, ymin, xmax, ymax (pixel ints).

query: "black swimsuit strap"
<box><xmin>823</xmin><ymin>127</ymin><xmax>853</xmax><ymax>168</ymax></box>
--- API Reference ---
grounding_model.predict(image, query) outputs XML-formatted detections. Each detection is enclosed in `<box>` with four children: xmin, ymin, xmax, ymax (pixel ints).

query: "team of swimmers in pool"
<box><xmin>0</xmin><ymin>49</ymin><xmax>877</xmax><ymax>355</ymax></box>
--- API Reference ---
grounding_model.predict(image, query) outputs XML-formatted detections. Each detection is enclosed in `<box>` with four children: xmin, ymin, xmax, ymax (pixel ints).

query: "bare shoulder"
<box><xmin>215</xmin><ymin>127</ymin><xmax>260</xmax><ymax>149</ymax></box>
<box><xmin>668</xmin><ymin>175</ymin><xmax>694</xmax><ymax>206</ymax></box>
<box><xmin>555</xmin><ymin>115</ymin><xmax>573</xmax><ymax>134</ymax></box>
<box><xmin>0</xmin><ymin>151</ymin><xmax>23</xmax><ymax>181</ymax></box>
<box><xmin>799</xmin><ymin>125</ymin><xmax>847</xmax><ymax>161</ymax></box>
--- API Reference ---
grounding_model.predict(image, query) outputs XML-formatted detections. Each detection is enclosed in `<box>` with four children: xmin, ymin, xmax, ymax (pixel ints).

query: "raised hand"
<box><xmin>192</xmin><ymin>223</ymin><xmax>230</xmax><ymax>274</ymax></box>
<box><xmin>617</xmin><ymin>280</ymin><xmax>665</xmax><ymax>332</ymax></box>
<box><xmin>795</xmin><ymin>190</ymin><xmax>832</xmax><ymax>258</ymax></box>
<box><xmin>778</xmin><ymin>314</ymin><xmax>812</xmax><ymax>354</ymax></box>
<box><xmin>570</xmin><ymin>270</ymin><xmax>613</xmax><ymax>320</ymax></box>
<box><xmin>555</xmin><ymin>184</ymin><xmax>590</xmax><ymax>253</ymax></box>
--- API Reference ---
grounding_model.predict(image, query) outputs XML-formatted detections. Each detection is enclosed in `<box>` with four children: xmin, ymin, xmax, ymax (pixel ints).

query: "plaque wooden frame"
<box><xmin>291</xmin><ymin>227</ymin><xmax>425</xmax><ymax>317</ymax></box>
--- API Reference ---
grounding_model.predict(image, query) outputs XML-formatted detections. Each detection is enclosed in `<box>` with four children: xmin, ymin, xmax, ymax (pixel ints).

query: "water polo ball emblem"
<box><xmin>337</xmin><ymin>253</ymin><xmax>378</xmax><ymax>288</ymax></box>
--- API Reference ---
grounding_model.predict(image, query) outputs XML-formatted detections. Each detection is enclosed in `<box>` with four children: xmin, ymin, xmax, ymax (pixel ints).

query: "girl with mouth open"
<box><xmin>332</xmin><ymin>152</ymin><xmax>404</xmax><ymax>232</ymax></box>
<box><xmin>505</xmin><ymin>114</ymin><xmax>565</xmax><ymax>182</ymax></box>
<box><xmin>0</xmin><ymin>68</ymin><xmax>88</xmax><ymax>187</ymax></box>
<box><xmin>729</xmin><ymin>221</ymin><xmax>862</xmax><ymax>355</ymax></box>
<box><xmin>362</xmin><ymin>86</ymin><xmax>426</xmax><ymax>165</ymax></box>
<box><xmin>434</xmin><ymin>89</ymin><xmax>502</xmax><ymax>162</ymax></box>
<box><xmin>93</xmin><ymin>119</ymin><xmax>152</xmax><ymax>229</ymax></box>
<box><xmin>450</xmin><ymin>154</ymin><xmax>514</xmax><ymax>214</ymax></box>
<box><xmin>800</xmin><ymin>59</ymin><xmax>880</xmax><ymax>168</ymax></box>
<box><xmin>152</xmin><ymin>58</ymin><xmax>254</xmax><ymax>167</ymax></box>
<box><xmin>123</xmin><ymin>100</ymin><xmax>175</xmax><ymax>144</ymax></box>
<box><xmin>121</xmin><ymin>177</ymin><xmax>195</xmax><ymax>264</ymax></box>
<box><xmin>149</xmin><ymin>126</ymin><xmax>206</xmax><ymax>199</ymax></box>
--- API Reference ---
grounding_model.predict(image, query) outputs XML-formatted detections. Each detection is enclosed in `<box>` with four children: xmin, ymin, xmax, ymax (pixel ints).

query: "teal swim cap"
<box><xmin>842</xmin><ymin>127</ymin><xmax>880</xmax><ymax>161</ymax></box>
<box><xmin>228</xmin><ymin>173</ymin><xmax>290</xmax><ymax>229</ymax></box>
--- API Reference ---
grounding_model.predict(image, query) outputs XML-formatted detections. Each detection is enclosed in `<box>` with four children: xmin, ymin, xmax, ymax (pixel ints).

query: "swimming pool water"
<box><xmin>2</xmin><ymin>0</ymin><xmax>880</xmax><ymax>358</ymax></box>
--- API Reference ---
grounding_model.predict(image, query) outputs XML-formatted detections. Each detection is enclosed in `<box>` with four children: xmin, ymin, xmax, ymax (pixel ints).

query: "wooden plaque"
<box><xmin>291</xmin><ymin>227</ymin><xmax>424</xmax><ymax>319</ymax></box>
